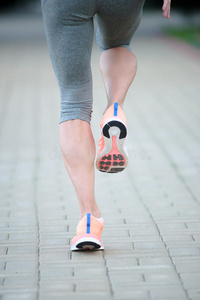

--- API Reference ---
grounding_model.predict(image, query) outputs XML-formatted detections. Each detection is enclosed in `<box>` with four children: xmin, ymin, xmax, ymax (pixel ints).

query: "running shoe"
<box><xmin>96</xmin><ymin>102</ymin><xmax>128</xmax><ymax>173</ymax></box>
<box><xmin>71</xmin><ymin>213</ymin><xmax>104</xmax><ymax>251</ymax></box>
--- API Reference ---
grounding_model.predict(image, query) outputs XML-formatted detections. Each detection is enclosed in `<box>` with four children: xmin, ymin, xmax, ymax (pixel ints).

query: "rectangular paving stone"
<box><xmin>133</xmin><ymin>242</ymin><xmax>166</xmax><ymax>250</ymax></box>
<box><xmin>1</xmin><ymin>293</ymin><xmax>37</xmax><ymax>300</ymax></box>
<box><xmin>179</xmin><ymin>209</ymin><xmax>200</xmax><ymax>217</ymax></box>
<box><xmin>0</xmin><ymin>223</ymin><xmax>9</xmax><ymax>228</ymax></box>
<box><xmin>155</xmin><ymin>217</ymin><xmax>200</xmax><ymax>223</ymax></box>
<box><xmin>123</xmin><ymin>217</ymin><xmax>152</xmax><ymax>224</ymax></box>
<box><xmin>0</xmin><ymin>229</ymin><xmax>36</xmax><ymax>235</ymax></box>
<box><xmin>134</xmin><ymin>249</ymin><xmax>169</xmax><ymax>256</ymax></box>
<box><xmin>124</xmin><ymin>223</ymin><xmax>157</xmax><ymax>230</ymax></box>
<box><xmin>102</xmin><ymin>229</ymin><xmax>130</xmax><ymax>237</ymax></box>
<box><xmin>40</xmin><ymin>231</ymin><xmax>69</xmax><ymax>237</ymax></box>
<box><xmin>105</xmin><ymin>249</ymin><xmax>168</xmax><ymax>258</ymax></box>
<box><xmin>0</xmin><ymin>248</ymin><xmax>8</xmax><ymax>255</ymax></box>
<box><xmin>106</xmin><ymin>257</ymin><xmax>138</xmax><ymax>268</ymax></box>
<box><xmin>40</xmin><ymin>267</ymin><xmax>72</xmax><ymax>278</ymax></box>
<box><xmin>128</xmin><ymin>235</ymin><xmax>162</xmax><ymax>242</ymax></box>
<box><xmin>0</xmin><ymin>278</ymin><xmax>5</xmax><ymax>286</ymax></box>
<box><xmin>159</xmin><ymin>229</ymin><xmax>200</xmax><ymax>235</ymax></box>
<box><xmin>39</xmin><ymin>219</ymin><xmax>69</xmax><ymax>225</ymax></box>
<box><xmin>9</xmin><ymin>212</ymin><xmax>36</xmax><ymax>219</ymax></box>
<box><xmin>0</xmin><ymin>261</ymin><xmax>5</xmax><ymax>270</ymax></box>
<box><xmin>175</xmin><ymin>262</ymin><xmax>200</xmax><ymax>273</ymax></box>
<box><xmin>101</xmin><ymin>217</ymin><xmax>125</xmax><ymax>225</ymax></box>
<box><xmin>7</xmin><ymin>246</ymin><xmax>37</xmax><ymax>255</ymax></box>
<box><xmin>109</xmin><ymin>266</ymin><xmax>174</xmax><ymax>275</ymax></box>
<box><xmin>172</xmin><ymin>256</ymin><xmax>200</xmax><ymax>264</ymax></box>
<box><xmin>3</xmin><ymin>275</ymin><xmax>37</xmax><ymax>287</ymax></box>
<box><xmin>8</xmin><ymin>221</ymin><xmax>37</xmax><ymax>228</ymax></box>
<box><xmin>40</xmin><ymin>238</ymin><xmax>69</xmax><ymax>247</ymax></box>
<box><xmin>187</xmin><ymin>288</ymin><xmax>200</xmax><ymax>300</ymax></box>
<box><xmin>109</xmin><ymin>272</ymin><xmax>144</xmax><ymax>284</ymax></box>
<box><xmin>5</xmin><ymin>261</ymin><xmax>37</xmax><ymax>273</ymax></box>
<box><xmin>40</xmin><ymin>282</ymin><xmax>73</xmax><ymax>293</ymax></box>
<box><xmin>114</xmin><ymin>290</ymin><xmax>150</xmax><ymax>300</ymax></box>
<box><xmin>169</xmin><ymin>247</ymin><xmax>200</xmax><ymax>256</ymax></box>
<box><xmin>185</xmin><ymin>222</ymin><xmax>200</xmax><ymax>229</ymax></box>
<box><xmin>156</xmin><ymin>222</ymin><xmax>187</xmax><ymax>230</ymax></box>
<box><xmin>144</xmin><ymin>271</ymin><xmax>179</xmax><ymax>284</ymax></box>
<box><xmin>76</xmin><ymin>279</ymin><xmax>110</xmax><ymax>292</ymax></box>
<box><xmin>129</xmin><ymin>228</ymin><xmax>159</xmax><ymax>236</ymax></box>
<box><xmin>74</xmin><ymin>266</ymin><xmax>106</xmax><ymax>278</ymax></box>
<box><xmin>162</xmin><ymin>234</ymin><xmax>193</xmax><ymax>242</ymax></box>
<box><xmin>0</xmin><ymin>254</ymin><xmax>37</xmax><ymax>263</ymax></box>
<box><xmin>193</xmin><ymin>234</ymin><xmax>200</xmax><ymax>241</ymax></box>
<box><xmin>39</xmin><ymin>255</ymin><xmax>70</xmax><ymax>264</ymax></box>
<box><xmin>103</xmin><ymin>242</ymin><xmax>134</xmax><ymax>251</ymax></box>
<box><xmin>0</xmin><ymin>235</ymin><xmax>8</xmax><ymax>242</ymax></box>
<box><xmin>39</xmin><ymin>226</ymin><xmax>68</xmax><ymax>233</ymax></box>
<box><xmin>166</xmin><ymin>241</ymin><xmax>200</xmax><ymax>248</ymax></box>
<box><xmin>149</xmin><ymin>287</ymin><xmax>188</xmax><ymax>300</ymax></box>
<box><xmin>9</xmin><ymin>233</ymin><xmax>37</xmax><ymax>242</ymax></box>
<box><xmin>139</xmin><ymin>257</ymin><xmax>172</xmax><ymax>266</ymax></box>
<box><xmin>180</xmin><ymin>272</ymin><xmax>200</xmax><ymax>289</ymax></box>
<box><xmin>40</xmin><ymin>292</ymin><xmax>112</xmax><ymax>300</ymax></box>
<box><xmin>71</xmin><ymin>251</ymin><xmax>103</xmax><ymax>260</ymax></box>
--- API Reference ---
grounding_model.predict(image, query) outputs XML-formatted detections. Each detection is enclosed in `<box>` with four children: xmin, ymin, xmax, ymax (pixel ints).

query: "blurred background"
<box><xmin>0</xmin><ymin>0</ymin><xmax>200</xmax><ymax>11</ymax></box>
<box><xmin>0</xmin><ymin>0</ymin><xmax>200</xmax><ymax>48</ymax></box>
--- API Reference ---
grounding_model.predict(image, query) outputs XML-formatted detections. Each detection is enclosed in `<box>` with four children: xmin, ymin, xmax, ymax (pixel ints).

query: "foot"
<box><xmin>96</xmin><ymin>102</ymin><xmax>128</xmax><ymax>173</ymax></box>
<box><xmin>71</xmin><ymin>213</ymin><xmax>104</xmax><ymax>251</ymax></box>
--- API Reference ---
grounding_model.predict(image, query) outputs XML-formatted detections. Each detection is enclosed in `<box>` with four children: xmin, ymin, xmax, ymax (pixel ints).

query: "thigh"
<box><xmin>42</xmin><ymin>0</ymin><xmax>96</xmax><ymax>87</ymax></box>
<box><xmin>96</xmin><ymin>0</ymin><xmax>145</xmax><ymax>51</ymax></box>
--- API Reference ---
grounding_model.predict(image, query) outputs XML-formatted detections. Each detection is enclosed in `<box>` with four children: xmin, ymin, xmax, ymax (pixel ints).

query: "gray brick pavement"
<box><xmin>0</xmin><ymin>9</ymin><xmax>200</xmax><ymax>300</ymax></box>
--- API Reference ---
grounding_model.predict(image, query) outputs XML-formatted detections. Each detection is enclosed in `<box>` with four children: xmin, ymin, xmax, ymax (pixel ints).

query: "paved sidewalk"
<box><xmin>0</xmin><ymin>10</ymin><xmax>200</xmax><ymax>300</ymax></box>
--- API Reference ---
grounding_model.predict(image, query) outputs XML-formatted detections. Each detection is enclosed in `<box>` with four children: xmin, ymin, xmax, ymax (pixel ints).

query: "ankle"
<box><xmin>106</xmin><ymin>100</ymin><xmax>124</xmax><ymax>111</ymax></box>
<box><xmin>80</xmin><ymin>207</ymin><xmax>101</xmax><ymax>219</ymax></box>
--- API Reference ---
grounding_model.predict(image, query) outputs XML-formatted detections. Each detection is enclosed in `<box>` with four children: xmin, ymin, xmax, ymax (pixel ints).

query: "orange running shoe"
<box><xmin>71</xmin><ymin>213</ymin><xmax>104</xmax><ymax>251</ymax></box>
<box><xmin>96</xmin><ymin>102</ymin><xmax>128</xmax><ymax>173</ymax></box>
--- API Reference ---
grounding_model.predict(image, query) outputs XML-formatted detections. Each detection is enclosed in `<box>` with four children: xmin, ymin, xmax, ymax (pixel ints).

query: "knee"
<box><xmin>59</xmin><ymin>81</ymin><xmax>93</xmax><ymax>124</ymax></box>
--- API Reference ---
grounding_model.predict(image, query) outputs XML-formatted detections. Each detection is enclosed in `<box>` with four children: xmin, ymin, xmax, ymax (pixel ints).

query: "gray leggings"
<box><xmin>42</xmin><ymin>0</ymin><xmax>145</xmax><ymax>124</ymax></box>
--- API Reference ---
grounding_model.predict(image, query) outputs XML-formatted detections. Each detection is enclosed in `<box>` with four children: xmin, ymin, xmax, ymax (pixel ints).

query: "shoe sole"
<box><xmin>96</xmin><ymin>119</ymin><xmax>128</xmax><ymax>173</ymax></box>
<box><xmin>71</xmin><ymin>236</ymin><xmax>104</xmax><ymax>251</ymax></box>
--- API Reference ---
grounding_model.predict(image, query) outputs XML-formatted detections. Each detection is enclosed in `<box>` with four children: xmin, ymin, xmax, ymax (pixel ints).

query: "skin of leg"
<box><xmin>99</xmin><ymin>46</ymin><xmax>137</xmax><ymax>109</ymax></box>
<box><xmin>59</xmin><ymin>120</ymin><xmax>101</xmax><ymax>219</ymax></box>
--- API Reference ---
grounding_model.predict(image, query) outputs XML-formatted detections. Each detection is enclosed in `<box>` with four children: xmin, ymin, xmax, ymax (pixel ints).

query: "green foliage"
<box><xmin>165</xmin><ymin>27</ymin><xmax>200</xmax><ymax>48</ymax></box>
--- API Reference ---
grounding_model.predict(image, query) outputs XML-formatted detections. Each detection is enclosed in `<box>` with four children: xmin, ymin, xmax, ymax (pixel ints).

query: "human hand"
<box><xmin>162</xmin><ymin>0</ymin><xmax>171</xmax><ymax>19</ymax></box>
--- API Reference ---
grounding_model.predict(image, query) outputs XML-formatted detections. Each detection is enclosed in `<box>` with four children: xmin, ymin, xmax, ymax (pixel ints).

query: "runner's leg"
<box><xmin>96</xmin><ymin>0</ymin><xmax>145</xmax><ymax>109</ymax></box>
<box><xmin>42</xmin><ymin>0</ymin><xmax>101</xmax><ymax>218</ymax></box>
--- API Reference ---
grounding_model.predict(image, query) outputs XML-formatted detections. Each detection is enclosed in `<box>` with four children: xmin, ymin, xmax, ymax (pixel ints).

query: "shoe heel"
<box><xmin>98</xmin><ymin>120</ymin><xmax>128</xmax><ymax>173</ymax></box>
<box><xmin>103</xmin><ymin>120</ymin><xmax>127</xmax><ymax>140</ymax></box>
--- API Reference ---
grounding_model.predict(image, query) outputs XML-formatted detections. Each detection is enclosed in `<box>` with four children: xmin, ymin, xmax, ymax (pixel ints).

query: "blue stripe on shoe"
<box><xmin>114</xmin><ymin>102</ymin><xmax>118</xmax><ymax>116</ymax></box>
<box><xmin>86</xmin><ymin>213</ymin><xmax>91</xmax><ymax>234</ymax></box>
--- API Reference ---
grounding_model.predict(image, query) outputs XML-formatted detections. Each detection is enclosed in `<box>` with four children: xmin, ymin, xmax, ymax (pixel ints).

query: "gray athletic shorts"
<box><xmin>41</xmin><ymin>0</ymin><xmax>145</xmax><ymax>124</ymax></box>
